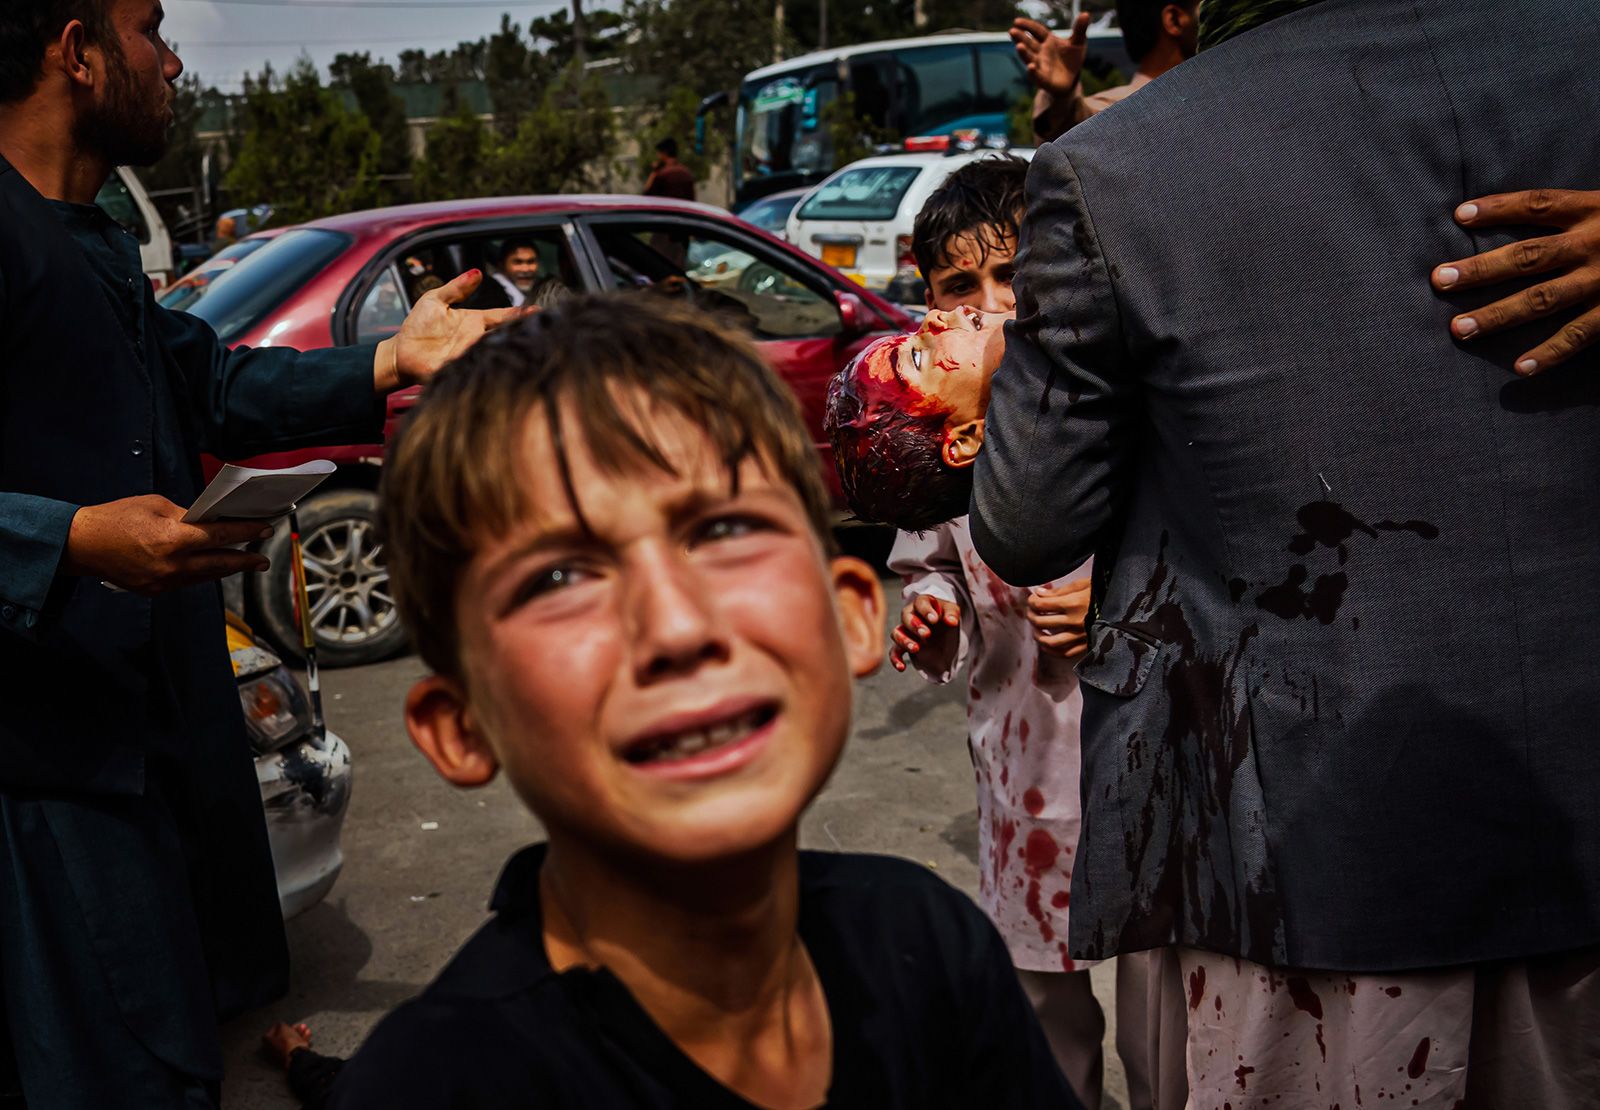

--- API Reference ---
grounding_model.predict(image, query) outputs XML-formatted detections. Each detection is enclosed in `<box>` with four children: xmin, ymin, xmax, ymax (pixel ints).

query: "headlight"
<box><xmin>239</xmin><ymin>667</ymin><xmax>312</xmax><ymax>755</ymax></box>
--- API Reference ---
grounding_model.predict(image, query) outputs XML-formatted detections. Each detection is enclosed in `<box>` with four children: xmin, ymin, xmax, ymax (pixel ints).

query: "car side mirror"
<box><xmin>836</xmin><ymin>290</ymin><xmax>872</xmax><ymax>337</ymax></box>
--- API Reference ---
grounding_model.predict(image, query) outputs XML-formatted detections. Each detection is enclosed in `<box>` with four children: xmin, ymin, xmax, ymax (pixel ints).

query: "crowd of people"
<box><xmin>3</xmin><ymin>0</ymin><xmax>1600</xmax><ymax>1108</ymax></box>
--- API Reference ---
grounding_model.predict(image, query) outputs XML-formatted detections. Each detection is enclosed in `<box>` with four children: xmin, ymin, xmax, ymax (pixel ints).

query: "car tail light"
<box><xmin>895</xmin><ymin>234</ymin><xmax>917</xmax><ymax>273</ymax></box>
<box><xmin>240</xmin><ymin>668</ymin><xmax>312</xmax><ymax>754</ymax></box>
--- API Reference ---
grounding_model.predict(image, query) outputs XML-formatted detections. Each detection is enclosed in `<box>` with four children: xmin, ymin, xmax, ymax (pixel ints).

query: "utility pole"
<box><xmin>818</xmin><ymin>0</ymin><xmax>828</xmax><ymax>49</ymax></box>
<box><xmin>774</xmin><ymin>0</ymin><xmax>785</xmax><ymax>62</ymax></box>
<box><xmin>572</xmin><ymin>0</ymin><xmax>586</xmax><ymax>67</ymax></box>
<box><xmin>914</xmin><ymin>0</ymin><xmax>927</xmax><ymax>29</ymax></box>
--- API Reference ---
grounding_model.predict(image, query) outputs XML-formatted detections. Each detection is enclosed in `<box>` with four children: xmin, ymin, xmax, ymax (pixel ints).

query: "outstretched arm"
<box><xmin>969</xmin><ymin>141</ymin><xmax>1136</xmax><ymax>587</ymax></box>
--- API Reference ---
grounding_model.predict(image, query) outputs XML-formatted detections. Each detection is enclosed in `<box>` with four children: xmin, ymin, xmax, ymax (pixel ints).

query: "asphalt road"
<box><xmin>219</xmin><ymin>552</ymin><xmax>1129</xmax><ymax>1108</ymax></box>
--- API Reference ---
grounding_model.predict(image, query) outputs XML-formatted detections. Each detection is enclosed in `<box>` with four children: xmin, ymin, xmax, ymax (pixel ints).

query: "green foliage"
<box><xmin>411</xmin><ymin>90</ymin><xmax>492</xmax><ymax>202</ymax></box>
<box><xmin>225</xmin><ymin>60</ymin><xmax>383</xmax><ymax>224</ymax></box>
<box><xmin>328</xmin><ymin>52</ymin><xmax>413</xmax><ymax>181</ymax></box>
<box><xmin>623</xmin><ymin>0</ymin><xmax>780</xmax><ymax>97</ymax></box>
<box><xmin>485</xmin><ymin>66</ymin><xmax>617</xmax><ymax>195</ymax></box>
<box><xmin>412</xmin><ymin>66</ymin><xmax>616</xmax><ymax>201</ymax></box>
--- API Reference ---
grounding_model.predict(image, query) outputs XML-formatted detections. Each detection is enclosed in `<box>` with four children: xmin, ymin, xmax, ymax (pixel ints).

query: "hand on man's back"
<box><xmin>1434</xmin><ymin>188</ymin><xmax>1600</xmax><ymax>375</ymax></box>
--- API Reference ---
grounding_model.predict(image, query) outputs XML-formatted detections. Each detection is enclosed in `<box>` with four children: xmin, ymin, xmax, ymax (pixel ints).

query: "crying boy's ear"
<box><xmin>405</xmin><ymin>675</ymin><xmax>500</xmax><ymax>788</ymax></box>
<box><xmin>943</xmin><ymin>420</ymin><xmax>986</xmax><ymax>469</ymax></box>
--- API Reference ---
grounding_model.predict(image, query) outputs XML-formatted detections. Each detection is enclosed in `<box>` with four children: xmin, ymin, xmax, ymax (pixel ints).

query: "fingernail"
<box><xmin>1455</xmin><ymin>316</ymin><xmax>1479</xmax><ymax>338</ymax></box>
<box><xmin>1516</xmin><ymin>358</ymin><xmax>1539</xmax><ymax>375</ymax></box>
<box><xmin>907</xmin><ymin>641</ymin><xmax>919</xmax><ymax>652</ymax></box>
<box><xmin>917</xmin><ymin>625</ymin><xmax>930</xmax><ymax>638</ymax></box>
<box><xmin>1457</xmin><ymin>203</ymin><xmax>1479</xmax><ymax>223</ymax></box>
<box><xmin>1436</xmin><ymin>266</ymin><xmax>1459</xmax><ymax>288</ymax></box>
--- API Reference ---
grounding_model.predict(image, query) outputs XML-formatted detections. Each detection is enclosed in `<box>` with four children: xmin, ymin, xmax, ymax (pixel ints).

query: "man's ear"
<box><xmin>1163</xmin><ymin>2</ymin><xmax>1192</xmax><ymax>36</ymax></box>
<box><xmin>405</xmin><ymin>675</ymin><xmax>500</xmax><ymax>787</ymax></box>
<box><xmin>942</xmin><ymin>419</ymin><xmax>986</xmax><ymax>469</ymax></box>
<box><xmin>830</xmin><ymin>555</ymin><xmax>885</xmax><ymax>678</ymax></box>
<box><xmin>56</xmin><ymin>21</ymin><xmax>94</xmax><ymax>87</ymax></box>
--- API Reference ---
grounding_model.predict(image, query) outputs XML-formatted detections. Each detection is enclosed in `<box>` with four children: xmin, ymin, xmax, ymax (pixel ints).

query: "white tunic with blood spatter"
<box><xmin>888</xmin><ymin>517</ymin><xmax>1096</xmax><ymax>974</ymax></box>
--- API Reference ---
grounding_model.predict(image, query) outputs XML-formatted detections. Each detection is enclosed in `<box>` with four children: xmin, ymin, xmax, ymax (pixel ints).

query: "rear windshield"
<box><xmin>797</xmin><ymin>166</ymin><xmax>921</xmax><ymax>222</ymax></box>
<box><xmin>157</xmin><ymin>238</ymin><xmax>275</xmax><ymax>313</ymax></box>
<box><xmin>181</xmin><ymin>229</ymin><xmax>350</xmax><ymax>343</ymax></box>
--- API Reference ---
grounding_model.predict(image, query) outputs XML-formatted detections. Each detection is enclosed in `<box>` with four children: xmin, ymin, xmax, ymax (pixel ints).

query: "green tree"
<box><xmin>623</xmin><ymin>0</ymin><xmax>778</xmax><ymax>98</ymax></box>
<box><xmin>225</xmin><ymin>60</ymin><xmax>382</xmax><ymax>223</ymax></box>
<box><xmin>484</xmin><ymin>15</ymin><xmax>540</xmax><ymax>137</ymax></box>
<box><xmin>485</xmin><ymin>65</ymin><xmax>618</xmax><ymax>196</ymax></box>
<box><xmin>411</xmin><ymin>88</ymin><xmax>492</xmax><ymax>201</ymax></box>
<box><xmin>329</xmin><ymin>52</ymin><xmax>413</xmax><ymax>186</ymax></box>
<box><xmin>528</xmin><ymin>7</ymin><xmax>627</xmax><ymax>69</ymax></box>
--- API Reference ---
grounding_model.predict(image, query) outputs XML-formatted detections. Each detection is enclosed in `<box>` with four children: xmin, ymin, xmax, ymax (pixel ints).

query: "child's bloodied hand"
<box><xmin>1026</xmin><ymin>578</ymin><xmax>1092</xmax><ymax>662</ymax></box>
<box><xmin>891</xmin><ymin>594</ymin><xmax>962</xmax><ymax>672</ymax></box>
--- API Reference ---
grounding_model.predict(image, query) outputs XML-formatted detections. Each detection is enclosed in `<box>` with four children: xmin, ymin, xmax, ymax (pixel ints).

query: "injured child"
<box><xmin>824</xmin><ymin>305</ymin><xmax>1009</xmax><ymax>533</ymax></box>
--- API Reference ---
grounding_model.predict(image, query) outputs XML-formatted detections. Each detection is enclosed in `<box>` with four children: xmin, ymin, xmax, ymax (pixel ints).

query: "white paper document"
<box><xmin>183</xmin><ymin>460</ymin><xmax>336</xmax><ymax>524</ymax></box>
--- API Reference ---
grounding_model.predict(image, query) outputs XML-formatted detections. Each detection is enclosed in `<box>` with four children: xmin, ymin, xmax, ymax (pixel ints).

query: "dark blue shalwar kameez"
<box><xmin>0</xmin><ymin>156</ymin><xmax>385</xmax><ymax>1109</ymax></box>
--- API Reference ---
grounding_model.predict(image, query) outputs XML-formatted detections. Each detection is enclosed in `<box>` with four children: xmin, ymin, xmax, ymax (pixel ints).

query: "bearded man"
<box><xmin>974</xmin><ymin>0</ymin><xmax>1600</xmax><ymax>1104</ymax></box>
<box><xmin>0</xmin><ymin>3</ymin><xmax>524</xmax><ymax>1106</ymax></box>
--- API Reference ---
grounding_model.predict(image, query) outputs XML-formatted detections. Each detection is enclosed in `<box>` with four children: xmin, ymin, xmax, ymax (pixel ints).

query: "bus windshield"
<box><xmin>738</xmin><ymin>64</ymin><xmax>838</xmax><ymax>184</ymax></box>
<box><xmin>730</xmin><ymin>33</ymin><xmax>1128</xmax><ymax>208</ymax></box>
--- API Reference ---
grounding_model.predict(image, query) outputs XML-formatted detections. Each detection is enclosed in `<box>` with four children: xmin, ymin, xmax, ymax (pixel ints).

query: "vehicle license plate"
<box><xmin>821</xmin><ymin>243</ymin><xmax>858</xmax><ymax>268</ymax></box>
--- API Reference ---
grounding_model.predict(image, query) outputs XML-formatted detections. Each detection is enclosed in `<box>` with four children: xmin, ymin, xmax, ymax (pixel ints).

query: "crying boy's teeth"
<box><xmin>630</xmin><ymin>709</ymin><xmax>770</xmax><ymax>764</ymax></box>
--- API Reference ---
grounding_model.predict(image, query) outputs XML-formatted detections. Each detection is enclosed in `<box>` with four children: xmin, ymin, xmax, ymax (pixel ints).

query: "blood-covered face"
<box><xmin>851</xmin><ymin>305</ymin><xmax>1009</xmax><ymax>434</ymax></box>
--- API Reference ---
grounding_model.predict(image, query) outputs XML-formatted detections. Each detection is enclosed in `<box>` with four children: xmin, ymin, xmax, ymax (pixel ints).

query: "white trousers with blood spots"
<box><xmin>1175</xmin><ymin>946</ymin><xmax>1600</xmax><ymax>1109</ymax></box>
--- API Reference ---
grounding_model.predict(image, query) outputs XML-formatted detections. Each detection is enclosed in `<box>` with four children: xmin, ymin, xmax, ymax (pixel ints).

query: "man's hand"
<box><xmin>1010</xmin><ymin>14</ymin><xmax>1091</xmax><ymax>99</ymax></box>
<box><xmin>890</xmin><ymin>593</ymin><xmax>961</xmax><ymax>673</ymax></box>
<box><xmin>1433</xmin><ymin>189</ymin><xmax>1600</xmax><ymax>376</ymax></box>
<box><xmin>1026</xmin><ymin>577</ymin><xmax>1092</xmax><ymax>661</ymax></box>
<box><xmin>62</xmin><ymin>495</ymin><xmax>272</xmax><ymax>595</ymax></box>
<box><xmin>374</xmin><ymin>269</ymin><xmax>534</xmax><ymax>392</ymax></box>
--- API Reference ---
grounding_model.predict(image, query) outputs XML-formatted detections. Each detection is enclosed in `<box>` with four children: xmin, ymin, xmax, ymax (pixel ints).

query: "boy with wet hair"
<box><xmin>328</xmin><ymin>293</ymin><xmax>1082</xmax><ymax>1109</ymax></box>
<box><xmin>911</xmin><ymin>155</ymin><xmax>1029</xmax><ymax>316</ymax></box>
<box><xmin>829</xmin><ymin>163</ymin><xmax>1185</xmax><ymax>1108</ymax></box>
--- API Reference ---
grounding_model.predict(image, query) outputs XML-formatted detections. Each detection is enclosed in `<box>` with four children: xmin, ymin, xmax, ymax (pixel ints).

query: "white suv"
<box><xmin>787</xmin><ymin>146</ymin><xmax>1035</xmax><ymax>302</ymax></box>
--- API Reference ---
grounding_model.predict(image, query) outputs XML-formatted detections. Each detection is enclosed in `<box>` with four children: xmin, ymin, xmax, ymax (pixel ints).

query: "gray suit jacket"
<box><xmin>972</xmin><ymin>0</ymin><xmax>1600</xmax><ymax>971</ymax></box>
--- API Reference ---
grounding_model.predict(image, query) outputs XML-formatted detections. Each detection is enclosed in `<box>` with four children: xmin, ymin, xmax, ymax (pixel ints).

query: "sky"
<box><xmin>162</xmin><ymin>0</ymin><xmax>617</xmax><ymax>92</ymax></box>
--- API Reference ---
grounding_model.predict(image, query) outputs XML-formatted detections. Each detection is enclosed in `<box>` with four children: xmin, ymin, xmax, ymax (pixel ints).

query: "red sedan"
<box><xmin>178</xmin><ymin>195</ymin><xmax>913</xmax><ymax>666</ymax></box>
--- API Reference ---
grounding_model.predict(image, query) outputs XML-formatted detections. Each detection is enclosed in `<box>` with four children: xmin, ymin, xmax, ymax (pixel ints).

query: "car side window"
<box><xmin>350</xmin><ymin>226</ymin><xmax>583</xmax><ymax>344</ymax></box>
<box><xmin>355</xmin><ymin>267</ymin><xmax>408</xmax><ymax>343</ymax></box>
<box><xmin>591</xmin><ymin>222</ymin><xmax>841</xmax><ymax>341</ymax></box>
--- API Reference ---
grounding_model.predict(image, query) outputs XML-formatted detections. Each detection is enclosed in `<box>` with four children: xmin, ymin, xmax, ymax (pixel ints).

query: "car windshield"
<box><xmin>796</xmin><ymin>165</ymin><xmax>921</xmax><ymax>222</ymax></box>
<box><xmin>740</xmin><ymin>194</ymin><xmax>801</xmax><ymax>234</ymax></box>
<box><xmin>157</xmin><ymin>238</ymin><xmax>276</xmax><ymax>313</ymax></box>
<box><xmin>182</xmin><ymin>229</ymin><xmax>350</xmax><ymax>343</ymax></box>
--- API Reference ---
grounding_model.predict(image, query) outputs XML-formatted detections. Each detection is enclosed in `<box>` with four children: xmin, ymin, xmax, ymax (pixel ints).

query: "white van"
<box><xmin>94</xmin><ymin>166</ymin><xmax>176</xmax><ymax>290</ymax></box>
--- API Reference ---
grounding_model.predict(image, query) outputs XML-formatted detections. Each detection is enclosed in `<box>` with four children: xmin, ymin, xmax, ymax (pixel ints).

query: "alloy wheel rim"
<box><xmin>297</xmin><ymin>518</ymin><xmax>397</xmax><ymax>647</ymax></box>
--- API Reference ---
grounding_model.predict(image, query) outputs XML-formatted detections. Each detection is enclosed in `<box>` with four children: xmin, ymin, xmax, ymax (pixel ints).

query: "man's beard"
<box><xmin>76</xmin><ymin>45</ymin><xmax>170</xmax><ymax>167</ymax></box>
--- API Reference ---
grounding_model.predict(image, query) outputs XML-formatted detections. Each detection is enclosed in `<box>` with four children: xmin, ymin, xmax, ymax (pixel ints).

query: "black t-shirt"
<box><xmin>328</xmin><ymin>846</ymin><xmax>1081</xmax><ymax>1109</ymax></box>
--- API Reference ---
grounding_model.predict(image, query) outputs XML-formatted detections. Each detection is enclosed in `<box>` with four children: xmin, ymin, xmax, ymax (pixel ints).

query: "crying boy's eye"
<box><xmin>911</xmin><ymin>348</ymin><xmax>924</xmax><ymax>372</ymax></box>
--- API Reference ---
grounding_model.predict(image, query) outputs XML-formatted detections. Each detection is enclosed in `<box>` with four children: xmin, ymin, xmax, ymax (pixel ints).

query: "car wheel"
<box><xmin>247</xmin><ymin>489</ymin><xmax>408</xmax><ymax>668</ymax></box>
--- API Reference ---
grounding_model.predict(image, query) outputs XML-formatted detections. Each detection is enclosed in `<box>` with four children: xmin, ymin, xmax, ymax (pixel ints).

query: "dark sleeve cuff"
<box><xmin>0</xmin><ymin>494</ymin><xmax>79</xmax><ymax>635</ymax></box>
<box><xmin>287</xmin><ymin>1047</ymin><xmax>346</xmax><ymax>1109</ymax></box>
